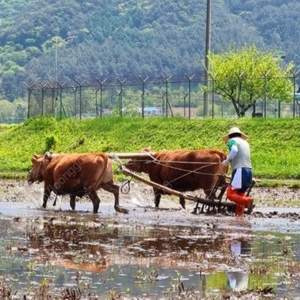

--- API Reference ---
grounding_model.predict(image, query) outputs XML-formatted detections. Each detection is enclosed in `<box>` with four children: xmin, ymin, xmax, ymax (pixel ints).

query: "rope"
<box><xmin>111</xmin><ymin>153</ymin><xmax>226</xmax><ymax>196</ymax></box>
<box><xmin>120</xmin><ymin>180</ymin><xmax>131</xmax><ymax>194</ymax></box>
<box><xmin>111</xmin><ymin>154</ymin><xmax>224</xmax><ymax>182</ymax></box>
<box><xmin>125</xmin><ymin>159</ymin><xmax>223</xmax><ymax>178</ymax></box>
<box><xmin>155</xmin><ymin>160</ymin><xmax>222</xmax><ymax>187</ymax></box>
<box><xmin>125</xmin><ymin>158</ymin><xmax>221</xmax><ymax>165</ymax></box>
<box><xmin>109</xmin><ymin>154</ymin><xmax>134</xmax><ymax>195</ymax></box>
<box><xmin>109</xmin><ymin>153</ymin><xmax>124</xmax><ymax>167</ymax></box>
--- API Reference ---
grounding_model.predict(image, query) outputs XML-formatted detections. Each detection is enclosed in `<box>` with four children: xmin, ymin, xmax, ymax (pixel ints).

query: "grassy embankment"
<box><xmin>0</xmin><ymin>116</ymin><xmax>300</xmax><ymax>187</ymax></box>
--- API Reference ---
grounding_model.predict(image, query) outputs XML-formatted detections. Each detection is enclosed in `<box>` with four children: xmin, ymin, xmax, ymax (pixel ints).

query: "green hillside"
<box><xmin>1</xmin><ymin>116</ymin><xmax>300</xmax><ymax>185</ymax></box>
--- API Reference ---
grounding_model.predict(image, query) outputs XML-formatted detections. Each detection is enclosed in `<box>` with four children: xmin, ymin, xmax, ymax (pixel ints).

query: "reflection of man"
<box><xmin>230</xmin><ymin>239</ymin><xmax>251</xmax><ymax>256</ymax></box>
<box><xmin>226</xmin><ymin>270</ymin><xmax>248</xmax><ymax>291</ymax></box>
<box><xmin>226</xmin><ymin>239</ymin><xmax>250</xmax><ymax>291</ymax></box>
<box><xmin>230</xmin><ymin>240</ymin><xmax>242</xmax><ymax>256</ymax></box>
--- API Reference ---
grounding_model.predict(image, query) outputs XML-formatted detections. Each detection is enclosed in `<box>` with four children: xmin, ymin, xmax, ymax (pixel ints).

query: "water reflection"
<box><xmin>25</xmin><ymin>217</ymin><xmax>232</xmax><ymax>274</ymax></box>
<box><xmin>0</xmin><ymin>211</ymin><xmax>300</xmax><ymax>298</ymax></box>
<box><xmin>199</xmin><ymin>220</ymin><xmax>252</xmax><ymax>296</ymax></box>
<box><xmin>225</xmin><ymin>220</ymin><xmax>252</xmax><ymax>292</ymax></box>
<box><xmin>225</xmin><ymin>239</ymin><xmax>250</xmax><ymax>291</ymax></box>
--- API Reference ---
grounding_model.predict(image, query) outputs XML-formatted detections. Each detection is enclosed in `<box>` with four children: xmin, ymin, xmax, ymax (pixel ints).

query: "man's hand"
<box><xmin>222</xmin><ymin>160</ymin><xmax>229</xmax><ymax>167</ymax></box>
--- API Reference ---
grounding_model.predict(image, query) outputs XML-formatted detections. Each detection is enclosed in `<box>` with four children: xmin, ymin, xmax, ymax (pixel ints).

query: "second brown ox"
<box><xmin>125</xmin><ymin>149</ymin><xmax>228</xmax><ymax>209</ymax></box>
<box><xmin>27</xmin><ymin>152</ymin><xmax>128</xmax><ymax>214</ymax></box>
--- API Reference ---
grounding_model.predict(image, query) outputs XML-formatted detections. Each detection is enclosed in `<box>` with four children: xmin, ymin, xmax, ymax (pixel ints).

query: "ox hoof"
<box><xmin>116</xmin><ymin>206</ymin><xmax>129</xmax><ymax>214</ymax></box>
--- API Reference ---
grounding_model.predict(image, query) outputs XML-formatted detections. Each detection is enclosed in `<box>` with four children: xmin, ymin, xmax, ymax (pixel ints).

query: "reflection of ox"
<box><xmin>125</xmin><ymin>149</ymin><xmax>228</xmax><ymax>209</ymax></box>
<box><xmin>24</xmin><ymin>216</ymin><xmax>233</xmax><ymax>274</ymax></box>
<box><xmin>27</xmin><ymin>152</ymin><xmax>128</xmax><ymax>213</ymax></box>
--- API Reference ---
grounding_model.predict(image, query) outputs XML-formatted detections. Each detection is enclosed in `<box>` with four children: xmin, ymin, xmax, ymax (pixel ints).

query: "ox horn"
<box><xmin>44</xmin><ymin>151</ymin><xmax>53</xmax><ymax>160</ymax></box>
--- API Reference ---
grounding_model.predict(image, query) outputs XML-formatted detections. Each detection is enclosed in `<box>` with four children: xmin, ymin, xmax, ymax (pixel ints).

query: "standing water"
<box><xmin>0</xmin><ymin>200</ymin><xmax>300</xmax><ymax>299</ymax></box>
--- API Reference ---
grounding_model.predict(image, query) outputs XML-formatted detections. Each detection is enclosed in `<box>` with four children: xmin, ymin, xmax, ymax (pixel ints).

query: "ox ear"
<box><xmin>32</xmin><ymin>154</ymin><xmax>41</xmax><ymax>163</ymax></box>
<box><xmin>140</xmin><ymin>146</ymin><xmax>151</xmax><ymax>153</ymax></box>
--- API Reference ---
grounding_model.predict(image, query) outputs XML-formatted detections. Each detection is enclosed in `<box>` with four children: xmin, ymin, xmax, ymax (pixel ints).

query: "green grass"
<box><xmin>1</xmin><ymin>116</ymin><xmax>300</xmax><ymax>185</ymax></box>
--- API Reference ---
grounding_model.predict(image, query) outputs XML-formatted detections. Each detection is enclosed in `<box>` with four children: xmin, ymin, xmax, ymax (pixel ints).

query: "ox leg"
<box><xmin>53</xmin><ymin>195</ymin><xmax>58</xmax><ymax>207</ymax></box>
<box><xmin>42</xmin><ymin>186</ymin><xmax>51</xmax><ymax>209</ymax></box>
<box><xmin>88</xmin><ymin>189</ymin><xmax>100</xmax><ymax>213</ymax></box>
<box><xmin>179</xmin><ymin>196</ymin><xmax>186</xmax><ymax>209</ymax></box>
<box><xmin>70</xmin><ymin>195</ymin><xmax>76</xmax><ymax>211</ymax></box>
<box><xmin>154</xmin><ymin>189</ymin><xmax>161</xmax><ymax>208</ymax></box>
<box><xmin>101</xmin><ymin>182</ymin><xmax>128</xmax><ymax>214</ymax></box>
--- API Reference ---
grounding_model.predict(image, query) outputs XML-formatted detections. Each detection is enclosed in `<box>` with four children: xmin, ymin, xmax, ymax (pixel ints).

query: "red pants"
<box><xmin>227</xmin><ymin>185</ymin><xmax>252</xmax><ymax>216</ymax></box>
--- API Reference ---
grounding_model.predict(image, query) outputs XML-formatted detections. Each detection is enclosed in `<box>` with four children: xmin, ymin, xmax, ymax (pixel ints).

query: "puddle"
<box><xmin>0</xmin><ymin>200</ymin><xmax>300</xmax><ymax>299</ymax></box>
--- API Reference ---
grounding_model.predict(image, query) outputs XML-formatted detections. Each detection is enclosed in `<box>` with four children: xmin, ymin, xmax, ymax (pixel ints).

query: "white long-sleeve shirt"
<box><xmin>226</xmin><ymin>137</ymin><xmax>252</xmax><ymax>170</ymax></box>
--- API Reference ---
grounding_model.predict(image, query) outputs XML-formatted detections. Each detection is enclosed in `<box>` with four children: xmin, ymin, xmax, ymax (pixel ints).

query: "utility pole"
<box><xmin>51</xmin><ymin>36</ymin><xmax>76</xmax><ymax>84</ymax></box>
<box><xmin>203</xmin><ymin>0</ymin><xmax>211</xmax><ymax>117</ymax></box>
<box><xmin>52</xmin><ymin>37</ymin><xmax>59</xmax><ymax>85</ymax></box>
<box><xmin>51</xmin><ymin>36</ymin><xmax>75</xmax><ymax>116</ymax></box>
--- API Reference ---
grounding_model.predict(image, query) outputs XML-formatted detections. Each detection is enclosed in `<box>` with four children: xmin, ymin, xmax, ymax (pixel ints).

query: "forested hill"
<box><xmin>0</xmin><ymin>0</ymin><xmax>299</xmax><ymax>101</ymax></box>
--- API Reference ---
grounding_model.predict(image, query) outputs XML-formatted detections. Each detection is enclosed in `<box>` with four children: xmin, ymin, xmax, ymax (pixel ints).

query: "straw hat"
<box><xmin>222</xmin><ymin>127</ymin><xmax>248</xmax><ymax>142</ymax></box>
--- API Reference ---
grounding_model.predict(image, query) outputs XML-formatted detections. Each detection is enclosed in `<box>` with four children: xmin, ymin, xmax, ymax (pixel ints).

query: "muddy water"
<box><xmin>0</xmin><ymin>199</ymin><xmax>300</xmax><ymax>299</ymax></box>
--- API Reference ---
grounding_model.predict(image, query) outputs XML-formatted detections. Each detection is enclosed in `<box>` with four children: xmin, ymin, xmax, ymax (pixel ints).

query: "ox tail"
<box><xmin>94</xmin><ymin>153</ymin><xmax>110</xmax><ymax>188</ymax></box>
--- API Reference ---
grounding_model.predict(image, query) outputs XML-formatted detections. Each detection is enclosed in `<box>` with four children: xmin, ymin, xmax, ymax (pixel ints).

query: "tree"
<box><xmin>206</xmin><ymin>45</ymin><xmax>294</xmax><ymax>117</ymax></box>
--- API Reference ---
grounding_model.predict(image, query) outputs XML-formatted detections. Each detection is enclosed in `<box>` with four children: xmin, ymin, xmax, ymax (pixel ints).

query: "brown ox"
<box><xmin>27</xmin><ymin>152</ymin><xmax>128</xmax><ymax>214</ymax></box>
<box><xmin>125</xmin><ymin>149</ymin><xmax>228</xmax><ymax>209</ymax></box>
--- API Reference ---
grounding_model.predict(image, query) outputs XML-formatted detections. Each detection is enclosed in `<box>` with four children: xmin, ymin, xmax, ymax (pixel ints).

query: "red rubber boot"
<box><xmin>226</xmin><ymin>185</ymin><xmax>252</xmax><ymax>216</ymax></box>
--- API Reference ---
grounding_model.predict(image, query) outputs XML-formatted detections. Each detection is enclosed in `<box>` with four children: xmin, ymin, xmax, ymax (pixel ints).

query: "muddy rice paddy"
<box><xmin>1</xmin><ymin>179</ymin><xmax>300</xmax><ymax>299</ymax></box>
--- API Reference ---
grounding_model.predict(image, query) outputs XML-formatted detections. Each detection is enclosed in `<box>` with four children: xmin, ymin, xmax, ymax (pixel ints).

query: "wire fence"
<box><xmin>25</xmin><ymin>73</ymin><xmax>300</xmax><ymax>120</ymax></box>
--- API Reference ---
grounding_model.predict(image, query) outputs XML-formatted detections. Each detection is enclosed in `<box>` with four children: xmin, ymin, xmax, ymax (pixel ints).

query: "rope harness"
<box><xmin>110</xmin><ymin>153</ymin><xmax>225</xmax><ymax>195</ymax></box>
<box><xmin>109</xmin><ymin>154</ymin><xmax>133</xmax><ymax>194</ymax></box>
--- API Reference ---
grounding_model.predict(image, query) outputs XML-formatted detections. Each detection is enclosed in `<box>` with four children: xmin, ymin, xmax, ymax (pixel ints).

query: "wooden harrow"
<box><xmin>109</xmin><ymin>152</ymin><xmax>256</xmax><ymax>215</ymax></box>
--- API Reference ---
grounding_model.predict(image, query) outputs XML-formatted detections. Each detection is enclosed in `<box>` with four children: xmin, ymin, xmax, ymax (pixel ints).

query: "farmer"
<box><xmin>222</xmin><ymin>127</ymin><xmax>254</xmax><ymax>216</ymax></box>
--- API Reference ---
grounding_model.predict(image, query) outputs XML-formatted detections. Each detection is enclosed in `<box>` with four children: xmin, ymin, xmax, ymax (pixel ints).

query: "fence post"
<box><xmin>56</xmin><ymin>82</ymin><xmax>66</xmax><ymax>119</ymax></box>
<box><xmin>39</xmin><ymin>82</ymin><xmax>45</xmax><ymax>116</ymax></box>
<box><xmin>210</xmin><ymin>73</ymin><xmax>217</xmax><ymax>118</ymax></box>
<box><xmin>262</xmin><ymin>71</ymin><xmax>270</xmax><ymax>118</ymax></box>
<box><xmin>117</xmin><ymin>77</ymin><xmax>126</xmax><ymax>117</ymax></box>
<box><xmin>182</xmin><ymin>93</ymin><xmax>188</xmax><ymax>117</ymax></box>
<box><xmin>72</xmin><ymin>85</ymin><xmax>78</xmax><ymax>118</ymax></box>
<box><xmin>162</xmin><ymin>75</ymin><xmax>172</xmax><ymax>117</ymax></box>
<box><xmin>159</xmin><ymin>92</ymin><xmax>166</xmax><ymax>115</ymax></box>
<box><xmin>96</xmin><ymin>79</ymin><xmax>106</xmax><ymax>118</ymax></box>
<box><xmin>139</xmin><ymin>76</ymin><xmax>148</xmax><ymax>118</ymax></box>
<box><xmin>185</xmin><ymin>74</ymin><xmax>195</xmax><ymax>119</ymax></box>
<box><xmin>28</xmin><ymin>86</ymin><xmax>32</xmax><ymax>119</ymax></box>
<box><xmin>24</xmin><ymin>82</ymin><xmax>34</xmax><ymax>119</ymax></box>
<box><xmin>75</xmin><ymin>80</ymin><xmax>85</xmax><ymax>120</ymax></box>
<box><xmin>51</xmin><ymin>83</ymin><xmax>56</xmax><ymax>116</ymax></box>
<box><xmin>95</xmin><ymin>87</ymin><xmax>99</xmax><ymax>117</ymax></box>
<box><xmin>291</xmin><ymin>70</ymin><xmax>300</xmax><ymax>118</ymax></box>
